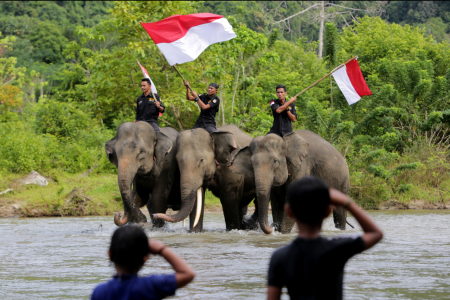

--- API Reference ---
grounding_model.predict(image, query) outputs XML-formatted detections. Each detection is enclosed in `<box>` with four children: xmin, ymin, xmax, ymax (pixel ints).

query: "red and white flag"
<box><xmin>141</xmin><ymin>13</ymin><xmax>236</xmax><ymax>66</ymax></box>
<box><xmin>332</xmin><ymin>59</ymin><xmax>372</xmax><ymax>105</ymax></box>
<box><xmin>136</xmin><ymin>60</ymin><xmax>162</xmax><ymax>116</ymax></box>
<box><xmin>136</xmin><ymin>59</ymin><xmax>158</xmax><ymax>95</ymax></box>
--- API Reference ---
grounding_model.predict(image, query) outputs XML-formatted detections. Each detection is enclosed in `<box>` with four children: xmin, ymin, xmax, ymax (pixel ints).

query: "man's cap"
<box><xmin>209</xmin><ymin>83</ymin><xmax>219</xmax><ymax>89</ymax></box>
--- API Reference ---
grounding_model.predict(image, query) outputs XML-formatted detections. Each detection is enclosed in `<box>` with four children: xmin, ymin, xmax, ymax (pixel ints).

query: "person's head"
<box><xmin>109</xmin><ymin>226</ymin><xmax>151</xmax><ymax>273</ymax></box>
<box><xmin>276</xmin><ymin>84</ymin><xmax>287</xmax><ymax>101</ymax></box>
<box><xmin>141</xmin><ymin>78</ymin><xmax>151</xmax><ymax>94</ymax></box>
<box><xmin>286</xmin><ymin>176</ymin><xmax>331</xmax><ymax>226</ymax></box>
<box><xmin>207</xmin><ymin>83</ymin><xmax>219</xmax><ymax>96</ymax></box>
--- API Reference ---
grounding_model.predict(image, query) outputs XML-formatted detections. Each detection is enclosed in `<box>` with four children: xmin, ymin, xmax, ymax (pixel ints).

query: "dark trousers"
<box><xmin>192</xmin><ymin>119</ymin><xmax>217</xmax><ymax>133</ymax></box>
<box><xmin>147</xmin><ymin>121</ymin><xmax>160</xmax><ymax>132</ymax></box>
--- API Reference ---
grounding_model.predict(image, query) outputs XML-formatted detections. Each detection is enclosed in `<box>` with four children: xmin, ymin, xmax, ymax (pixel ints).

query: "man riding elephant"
<box><xmin>183</xmin><ymin>80</ymin><xmax>220</xmax><ymax>133</ymax></box>
<box><xmin>134</xmin><ymin>78</ymin><xmax>165</xmax><ymax>132</ymax></box>
<box><xmin>268</xmin><ymin>84</ymin><xmax>297</xmax><ymax>137</ymax></box>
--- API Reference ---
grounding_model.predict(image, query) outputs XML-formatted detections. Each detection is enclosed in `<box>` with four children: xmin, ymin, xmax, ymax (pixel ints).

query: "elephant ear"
<box><xmin>105</xmin><ymin>136</ymin><xmax>118</xmax><ymax>167</ymax></box>
<box><xmin>227</xmin><ymin>146</ymin><xmax>254</xmax><ymax>179</ymax></box>
<box><xmin>155</xmin><ymin>132</ymin><xmax>173</xmax><ymax>165</ymax></box>
<box><xmin>283</xmin><ymin>132</ymin><xmax>309</xmax><ymax>172</ymax></box>
<box><xmin>210</xmin><ymin>131</ymin><xmax>237</xmax><ymax>165</ymax></box>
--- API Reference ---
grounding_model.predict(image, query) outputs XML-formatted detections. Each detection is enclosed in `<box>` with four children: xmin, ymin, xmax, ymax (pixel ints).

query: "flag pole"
<box><xmin>172</xmin><ymin>64</ymin><xmax>194</xmax><ymax>93</ymax></box>
<box><xmin>294</xmin><ymin>56</ymin><xmax>358</xmax><ymax>98</ymax></box>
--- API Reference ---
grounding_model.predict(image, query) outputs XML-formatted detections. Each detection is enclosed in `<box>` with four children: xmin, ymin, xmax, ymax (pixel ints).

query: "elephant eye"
<box><xmin>200</xmin><ymin>158</ymin><xmax>204</xmax><ymax>163</ymax></box>
<box><xmin>273</xmin><ymin>158</ymin><xmax>278</xmax><ymax>164</ymax></box>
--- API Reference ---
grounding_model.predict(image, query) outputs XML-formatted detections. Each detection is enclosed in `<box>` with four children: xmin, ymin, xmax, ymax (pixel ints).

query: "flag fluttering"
<box><xmin>332</xmin><ymin>59</ymin><xmax>372</xmax><ymax>105</ymax></box>
<box><xmin>141</xmin><ymin>13</ymin><xmax>236</xmax><ymax>66</ymax></box>
<box><xmin>136</xmin><ymin>59</ymin><xmax>162</xmax><ymax>116</ymax></box>
<box><xmin>136</xmin><ymin>59</ymin><xmax>158</xmax><ymax>95</ymax></box>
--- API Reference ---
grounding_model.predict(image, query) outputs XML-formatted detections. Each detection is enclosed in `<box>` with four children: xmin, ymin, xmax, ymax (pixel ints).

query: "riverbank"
<box><xmin>0</xmin><ymin>172</ymin><xmax>447</xmax><ymax>218</ymax></box>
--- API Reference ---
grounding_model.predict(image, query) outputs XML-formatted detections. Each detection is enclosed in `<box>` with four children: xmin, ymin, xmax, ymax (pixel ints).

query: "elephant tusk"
<box><xmin>183</xmin><ymin>219</ymin><xmax>186</xmax><ymax>227</ymax></box>
<box><xmin>193</xmin><ymin>187</ymin><xmax>202</xmax><ymax>228</ymax></box>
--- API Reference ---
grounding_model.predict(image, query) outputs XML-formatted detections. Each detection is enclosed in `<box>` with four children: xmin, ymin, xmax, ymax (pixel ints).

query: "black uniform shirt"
<box><xmin>135</xmin><ymin>93</ymin><xmax>165</xmax><ymax>123</ymax></box>
<box><xmin>268</xmin><ymin>98</ymin><xmax>297</xmax><ymax>137</ymax></box>
<box><xmin>268</xmin><ymin>236</ymin><xmax>365</xmax><ymax>300</ymax></box>
<box><xmin>196</xmin><ymin>93</ymin><xmax>220</xmax><ymax>126</ymax></box>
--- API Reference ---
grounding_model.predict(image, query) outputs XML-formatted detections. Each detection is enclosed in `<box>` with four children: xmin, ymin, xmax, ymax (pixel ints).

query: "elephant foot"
<box><xmin>151</xmin><ymin>218</ymin><xmax>166</xmax><ymax>229</ymax></box>
<box><xmin>242</xmin><ymin>215</ymin><xmax>259</xmax><ymax>230</ymax></box>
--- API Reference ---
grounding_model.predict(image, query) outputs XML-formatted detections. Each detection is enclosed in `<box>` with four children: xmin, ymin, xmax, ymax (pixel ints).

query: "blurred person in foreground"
<box><xmin>267</xmin><ymin>176</ymin><xmax>383</xmax><ymax>300</ymax></box>
<box><xmin>91</xmin><ymin>226</ymin><xmax>195</xmax><ymax>300</ymax></box>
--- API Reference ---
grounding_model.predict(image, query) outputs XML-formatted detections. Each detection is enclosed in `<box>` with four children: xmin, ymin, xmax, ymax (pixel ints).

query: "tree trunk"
<box><xmin>220</xmin><ymin>79</ymin><xmax>225</xmax><ymax>126</ymax></box>
<box><xmin>231</xmin><ymin>51</ymin><xmax>242</xmax><ymax>119</ymax></box>
<box><xmin>318</xmin><ymin>1</ymin><xmax>325</xmax><ymax>59</ymax></box>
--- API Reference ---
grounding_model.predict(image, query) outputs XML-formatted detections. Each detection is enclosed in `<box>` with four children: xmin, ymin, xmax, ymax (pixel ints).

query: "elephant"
<box><xmin>232</xmin><ymin>130</ymin><xmax>350</xmax><ymax>234</ymax></box>
<box><xmin>105</xmin><ymin>122</ymin><xmax>180</xmax><ymax>227</ymax></box>
<box><xmin>153</xmin><ymin>124</ymin><xmax>254</xmax><ymax>232</ymax></box>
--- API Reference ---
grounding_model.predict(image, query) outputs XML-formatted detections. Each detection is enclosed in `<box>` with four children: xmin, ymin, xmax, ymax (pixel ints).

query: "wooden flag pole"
<box><xmin>173</xmin><ymin>64</ymin><xmax>194</xmax><ymax>93</ymax></box>
<box><xmin>294</xmin><ymin>56</ymin><xmax>358</xmax><ymax>98</ymax></box>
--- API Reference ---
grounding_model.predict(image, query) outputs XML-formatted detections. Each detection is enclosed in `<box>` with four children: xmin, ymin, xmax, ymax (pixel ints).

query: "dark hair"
<box><xmin>276</xmin><ymin>84</ymin><xmax>286</xmax><ymax>92</ymax></box>
<box><xmin>109</xmin><ymin>226</ymin><xmax>150</xmax><ymax>270</ymax></box>
<box><xmin>142</xmin><ymin>78</ymin><xmax>151</xmax><ymax>85</ymax></box>
<box><xmin>209</xmin><ymin>83</ymin><xmax>219</xmax><ymax>89</ymax></box>
<box><xmin>287</xmin><ymin>176</ymin><xmax>330</xmax><ymax>225</ymax></box>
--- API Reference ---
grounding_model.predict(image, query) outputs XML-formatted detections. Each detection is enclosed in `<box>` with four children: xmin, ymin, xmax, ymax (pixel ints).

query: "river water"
<box><xmin>0</xmin><ymin>210</ymin><xmax>449</xmax><ymax>299</ymax></box>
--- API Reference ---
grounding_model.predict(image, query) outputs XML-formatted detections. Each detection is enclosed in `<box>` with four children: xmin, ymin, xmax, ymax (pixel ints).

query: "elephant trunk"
<box><xmin>153</xmin><ymin>173</ymin><xmax>202</xmax><ymax>224</ymax></box>
<box><xmin>255</xmin><ymin>177</ymin><xmax>273</xmax><ymax>234</ymax></box>
<box><xmin>115</xmin><ymin>159</ymin><xmax>145</xmax><ymax>226</ymax></box>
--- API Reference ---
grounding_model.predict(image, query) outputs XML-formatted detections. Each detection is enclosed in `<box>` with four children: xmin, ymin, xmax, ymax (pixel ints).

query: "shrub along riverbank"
<box><xmin>0</xmin><ymin>138</ymin><xmax>448</xmax><ymax>220</ymax></box>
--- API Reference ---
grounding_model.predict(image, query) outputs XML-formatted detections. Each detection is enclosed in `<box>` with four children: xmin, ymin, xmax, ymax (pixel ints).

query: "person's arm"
<box><xmin>183</xmin><ymin>80</ymin><xmax>196</xmax><ymax>101</ymax></box>
<box><xmin>154</xmin><ymin>94</ymin><xmax>165</xmax><ymax>113</ymax></box>
<box><xmin>275</xmin><ymin>96</ymin><xmax>297</xmax><ymax>114</ymax></box>
<box><xmin>329</xmin><ymin>189</ymin><xmax>383</xmax><ymax>250</ymax></box>
<box><xmin>149</xmin><ymin>239</ymin><xmax>195</xmax><ymax>288</ymax></box>
<box><xmin>287</xmin><ymin>111</ymin><xmax>296</xmax><ymax>122</ymax></box>
<box><xmin>267</xmin><ymin>286</ymin><xmax>282</xmax><ymax>300</ymax></box>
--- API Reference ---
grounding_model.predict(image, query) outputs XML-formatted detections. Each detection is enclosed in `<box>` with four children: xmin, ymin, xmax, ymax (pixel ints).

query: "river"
<box><xmin>0</xmin><ymin>210</ymin><xmax>449</xmax><ymax>299</ymax></box>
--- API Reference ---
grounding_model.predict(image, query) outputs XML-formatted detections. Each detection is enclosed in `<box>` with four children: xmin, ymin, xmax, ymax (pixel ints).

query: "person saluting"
<box><xmin>268</xmin><ymin>84</ymin><xmax>297</xmax><ymax>137</ymax></box>
<box><xmin>134</xmin><ymin>78</ymin><xmax>165</xmax><ymax>132</ymax></box>
<box><xmin>183</xmin><ymin>80</ymin><xmax>220</xmax><ymax>133</ymax></box>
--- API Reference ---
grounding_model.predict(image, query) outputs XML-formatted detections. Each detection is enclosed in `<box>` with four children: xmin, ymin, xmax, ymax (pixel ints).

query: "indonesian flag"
<box><xmin>136</xmin><ymin>59</ymin><xmax>158</xmax><ymax>95</ymax></box>
<box><xmin>136</xmin><ymin>60</ymin><xmax>162</xmax><ymax>116</ymax></box>
<box><xmin>141</xmin><ymin>13</ymin><xmax>236</xmax><ymax>66</ymax></box>
<box><xmin>332</xmin><ymin>59</ymin><xmax>372</xmax><ymax>105</ymax></box>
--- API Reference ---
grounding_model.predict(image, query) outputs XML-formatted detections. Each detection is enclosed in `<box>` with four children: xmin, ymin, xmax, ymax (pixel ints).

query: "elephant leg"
<box><xmin>148</xmin><ymin>183</ymin><xmax>170</xmax><ymax>228</ymax></box>
<box><xmin>189</xmin><ymin>187</ymin><xmax>205</xmax><ymax>232</ymax></box>
<box><xmin>242</xmin><ymin>199</ymin><xmax>259</xmax><ymax>230</ymax></box>
<box><xmin>333</xmin><ymin>206</ymin><xmax>347</xmax><ymax>230</ymax></box>
<box><xmin>220</xmin><ymin>177</ymin><xmax>244</xmax><ymax>231</ymax></box>
<box><xmin>270</xmin><ymin>186</ymin><xmax>295</xmax><ymax>233</ymax></box>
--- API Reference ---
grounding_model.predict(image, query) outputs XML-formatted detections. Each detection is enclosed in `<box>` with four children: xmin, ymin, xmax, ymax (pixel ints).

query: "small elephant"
<box><xmin>105</xmin><ymin>122</ymin><xmax>180</xmax><ymax>227</ymax></box>
<box><xmin>153</xmin><ymin>124</ymin><xmax>254</xmax><ymax>232</ymax></box>
<box><xmin>233</xmin><ymin>130</ymin><xmax>350</xmax><ymax>234</ymax></box>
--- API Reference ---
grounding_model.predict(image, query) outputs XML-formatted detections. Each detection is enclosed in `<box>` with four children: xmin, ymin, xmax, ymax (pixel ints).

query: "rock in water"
<box><xmin>20</xmin><ymin>171</ymin><xmax>48</xmax><ymax>187</ymax></box>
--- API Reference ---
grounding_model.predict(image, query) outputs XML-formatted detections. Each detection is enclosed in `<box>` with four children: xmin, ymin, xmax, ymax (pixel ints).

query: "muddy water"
<box><xmin>0</xmin><ymin>210</ymin><xmax>449</xmax><ymax>299</ymax></box>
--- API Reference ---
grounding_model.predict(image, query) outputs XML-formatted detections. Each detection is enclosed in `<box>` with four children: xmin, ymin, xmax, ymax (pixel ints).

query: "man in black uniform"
<box><xmin>134</xmin><ymin>78</ymin><xmax>165</xmax><ymax>131</ymax></box>
<box><xmin>183</xmin><ymin>80</ymin><xmax>220</xmax><ymax>133</ymax></box>
<box><xmin>268</xmin><ymin>84</ymin><xmax>297</xmax><ymax>137</ymax></box>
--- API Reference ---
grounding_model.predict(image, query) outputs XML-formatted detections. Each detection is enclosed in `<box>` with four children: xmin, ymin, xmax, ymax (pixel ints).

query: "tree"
<box><xmin>267</xmin><ymin>1</ymin><xmax>387</xmax><ymax>58</ymax></box>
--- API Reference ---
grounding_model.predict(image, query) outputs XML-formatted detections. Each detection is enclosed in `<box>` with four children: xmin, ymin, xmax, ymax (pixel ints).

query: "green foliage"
<box><xmin>323</xmin><ymin>23</ymin><xmax>338</xmax><ymax>69</ymax></box>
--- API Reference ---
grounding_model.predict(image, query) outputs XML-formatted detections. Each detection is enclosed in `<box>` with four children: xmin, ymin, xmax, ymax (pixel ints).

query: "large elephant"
<box><xmin>105</xmin><ymin>122</ymin><xmax>180</xmax><ymax>227</ymax></box>
<box><xmin>153</xmin><ymin>124</ymin><xmax>254</xmax><ymax>232</ymax></box>
<box><xmin>233</xmin><ymin>130</ymin><xmax>350</xmax><ymax>234</ymax></box>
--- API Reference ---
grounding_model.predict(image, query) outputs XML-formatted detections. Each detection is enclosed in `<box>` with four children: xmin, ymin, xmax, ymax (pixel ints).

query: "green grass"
<box><xmin>0</xmin><ymin>172</ymin><xmax>227</xmax><ymax>216</ymax></box>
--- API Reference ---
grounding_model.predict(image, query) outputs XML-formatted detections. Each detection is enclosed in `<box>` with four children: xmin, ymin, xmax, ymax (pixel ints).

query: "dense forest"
<box><xmin>2</xmin><ymin>1</ymin><xmax>450</xmax><ymax>208</ymax></box>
